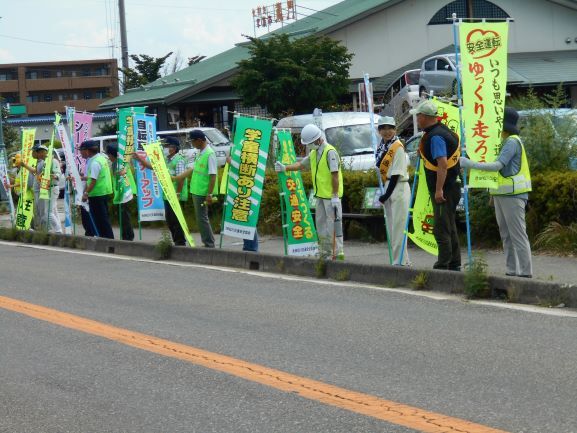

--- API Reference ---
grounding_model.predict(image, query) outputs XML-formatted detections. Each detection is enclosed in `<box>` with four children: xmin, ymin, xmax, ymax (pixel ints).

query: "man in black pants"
<box><xmin>411</xmin><ymin>100</ymin><xmax>462</xmax><ymax>271</ymax></box>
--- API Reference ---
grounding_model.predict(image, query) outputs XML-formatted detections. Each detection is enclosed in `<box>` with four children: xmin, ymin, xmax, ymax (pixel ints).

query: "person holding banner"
<box><xmin>134</xmin><ymin>136</ymin><xmax>189</xmax><ymax>246</ymax></box>
<box><xmin>460</xmin><ymin>107</ymin><xmax>533</xmax><ymax>278</ymax></box>
<box><xmin>411</xmin><ymin>100</ymin><xmax>461</xmax><ymax>271</ymax></box>
<box><xmin>106</xmin><ymin>143</ymin><xmax>135</xmax><ymax>241</ymax></box>
<box><xmin>80</xmin><ymin>140</ymin><xmax>114</xmax><ymax>239</ymax></box>
<box><xmin>173</xmin><ymin>130</ymin><xmax>217</xmax><ymax>248</ymax></box>
<box><xmin>376</xmin><ymin>116</ymin><xmax>410</xmax><ymax>265</ymax></box>
<box><xmin>17</xmin><ymin>144</ymin><xmax>63</xmax><ymax>233</ymax></box>
<box><xmin>275</xmin><ymin>124</ymin><xmax>344</xmax><ymax>260</ymax></box>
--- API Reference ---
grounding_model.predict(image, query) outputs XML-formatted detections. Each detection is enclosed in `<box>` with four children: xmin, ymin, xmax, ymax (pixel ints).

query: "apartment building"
<box><xmin>0</xmin><ymin>59</ymin><xmax>119</xmax><ymax>116</ymax></box>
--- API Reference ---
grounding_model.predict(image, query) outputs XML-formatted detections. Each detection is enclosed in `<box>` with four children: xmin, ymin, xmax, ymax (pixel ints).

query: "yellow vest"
<box><xmin>310</xmin><ymin>143</ymin><xmax>343</xmax><ymax>199</ymax></box>
<box><xmin>491</xmin><ymin>135</ymin><xmax>532</xmax><ymax>196</ymax></box>
<box><xmin>379</xmin><ymin>139</ymin><xmax>403</xmax><ymax>182</ymax></box>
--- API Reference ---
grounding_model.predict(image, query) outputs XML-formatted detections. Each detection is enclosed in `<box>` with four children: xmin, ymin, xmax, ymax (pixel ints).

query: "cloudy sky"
<box><xmin>0</xmin><ymin>0</ymin><xmax>343</xmax><ymax>67</ymax></box>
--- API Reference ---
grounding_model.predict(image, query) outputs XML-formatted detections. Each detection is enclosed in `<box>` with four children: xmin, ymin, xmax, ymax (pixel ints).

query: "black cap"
<box><xmin>106</xmin><ymin>142</ymin><xmax>119</xmax><ymax>157</ymax></box>
<box><xmin>32</xmin><ymin>144</ymin><xmax>49</xmax><ymax>152</ymax></box>
<box><xmin>162</xmin><ymin>136</ymin><xmax>180</xmax><ymax>148</ymax></box>
<box><xmin>189</xmin><ymin>129</ymin><xmax>206</xmax><ymax>141</ymax></box>
<box><xmin>79</xmin><ymin>140</ymin><xmax>100</xmax><ymax>150</ymax></box>
<box><xmin>503</xmin><ymin>107</ymin><xmax>520</xmax><ymax>135</ymax></box>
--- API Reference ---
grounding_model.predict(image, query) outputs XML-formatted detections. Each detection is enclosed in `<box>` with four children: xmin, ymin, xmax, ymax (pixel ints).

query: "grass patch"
<box><xmin>315</xmin><ymin>258</ymin><xmax>327</xmax><ymax>278</ymax></box>
<box><xmin>411</xmin><ymin>272</ymin><xmax>429</xmax><ymax>290</ymax></box>
<box><xmin>154</xmin><ymin>230</ymin><xmax>173</xmax><ymax>260</ymax></box>
<box><xmin>464</xmin><ymin>254</ymin><xmax>490</xmax><ymax>299</ymax></box>
<box><xmin>335</xmin><ymin>269</ymin><xmax>350</xmax><ymax>281</ymax></box>
<box><xmin>535</xmin><ymin>222</ymin><xmax>577</xmax><ymax>255</ymax></box>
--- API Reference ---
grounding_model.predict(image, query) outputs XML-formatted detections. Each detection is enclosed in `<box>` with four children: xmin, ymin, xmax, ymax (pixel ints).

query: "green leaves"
<box><xmin>232</xmin><ymin>34</ymin><xmax>353</xmax><ymax>117</ymax></box>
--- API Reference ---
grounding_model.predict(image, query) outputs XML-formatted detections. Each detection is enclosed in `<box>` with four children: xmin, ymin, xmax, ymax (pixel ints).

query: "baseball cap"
<box><xmin>79</xmin><ymin>139</ymin><xmax>100</xmax><ymax>150</ymax></box>
<box><xmin>378</xmin><ymin>116</ymin><xmax>396</xmax><ymax>128</ymax></box>
<box><xmin>33</xmin><ymin>144</ymin><xmax>49</xmax><ymax>152</ymax></box>
<box><xmin>409</xmin><ymin>100</ymin><xmax>438</xmax><ymax>117</ymax></box>
<box><xmin>162</xmin><ymin>136</ymin><xmax>181</xmax><ymax>147</ymax></box>
<box><xmin>189</xmin><ymin>130</ymin><xmax>206</xmax><ymax>140</ymax></box>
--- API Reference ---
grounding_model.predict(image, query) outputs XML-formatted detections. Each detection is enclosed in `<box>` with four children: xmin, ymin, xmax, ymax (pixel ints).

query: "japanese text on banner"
<box><xmin>460</xmin><ymin>21</ymin><xmax>508</xmax><ymax>189</ymax></box>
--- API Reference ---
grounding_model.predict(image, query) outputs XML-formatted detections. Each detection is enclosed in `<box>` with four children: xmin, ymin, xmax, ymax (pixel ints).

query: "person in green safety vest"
<box><xmin>274</xmin><ymin>123</ymin><xmax>344</xmax><ymax>260</ymax></box>
<box><xmin>134</xmin><ymin>136</ymin><xmax>189</xmax><ymax>246</ymax></box>
<box><xmin>173</xmin><ymin>129</ymin><xmax>217</xmax><ymax>248</ymax></box>
<box><xmin>460</xmin><ymin>107</ymin><xmax>533</xmax><ymax>278</ymax></box>
<box><xmin>106</xmin><ymin>143</ymin><xmax>135</xmax><ymax>241</ymax></box>
<box><xmin>79</xmin><ymin>140</ymin><xmax>114</xmax><ymax>239</ymax></box>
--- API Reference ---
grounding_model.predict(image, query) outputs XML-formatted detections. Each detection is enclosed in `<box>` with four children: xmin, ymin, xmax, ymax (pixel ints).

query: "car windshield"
<box><xmin>325</xmin><ymin>124</ymin><xmax>376</xmax><ymax>156</ymax></box>
<box><xmin>204</xmin><ymin>129</ymin><xmax>230</xmax><ymax>146</ymax></box>
<box><xmin>406</xmin><ymin>70</ymin><xmax>420</xmax><ymax>85</ymax></box>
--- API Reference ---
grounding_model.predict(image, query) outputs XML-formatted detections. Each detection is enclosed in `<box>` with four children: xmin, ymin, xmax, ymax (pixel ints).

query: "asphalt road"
<box><xmin>0</xmin><ymin>242</ymin><xmax>576</xmax><ymax>433</ymax></box>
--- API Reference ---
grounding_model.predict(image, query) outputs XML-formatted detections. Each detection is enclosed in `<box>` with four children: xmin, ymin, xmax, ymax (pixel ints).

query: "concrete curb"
<box><xmin>3</xmin><ymin>231</ymin><xmax>576</xmax><ymax>308</ymax></box>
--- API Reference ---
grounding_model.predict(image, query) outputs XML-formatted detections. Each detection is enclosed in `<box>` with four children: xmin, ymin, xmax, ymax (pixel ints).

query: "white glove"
<box><xmin>459</xmin><ymin>157</ymin><xmax>476</xmax><ymax>169</ymax></box>
<box><xmin>330</xmin><ymin>196</ymin><xmax>340</xmax><ymax>207</ymax></box>
<box><xmin>274</xmin><ymin>161</ymin><xmax>286</xmax><ymax>172</ymax></box>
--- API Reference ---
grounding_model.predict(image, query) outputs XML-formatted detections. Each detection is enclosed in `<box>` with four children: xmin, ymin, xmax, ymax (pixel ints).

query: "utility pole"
<box><xmin>118</xmin><ymin>0</ymin><xmax>129</xmax><ymax>72</ymax></box>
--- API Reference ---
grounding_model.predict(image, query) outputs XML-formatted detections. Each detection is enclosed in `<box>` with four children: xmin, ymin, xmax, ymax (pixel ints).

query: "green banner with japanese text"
<box><xmin>39</xmin><ymin>113</ymin><xmax>61</xmax><ymax>200</ymax></box>
<box><xmin>277</xmin><ymin>130</ymin><xmax>318</xmax><ymax>256</ymax></box>
<box><xmin>460</xmin><ymin>21</ymin><xmax>508</xmax><ymax>189</ymax></box>
<box><xmin>15</xmin><ymin>128</ymin><xmax>37</xmax><ymax>230</ymax></box>
<box><xmin>142</xmin><ymin>141</ymin><xmax>195</xmax><ymax>247</ymax></box>
<box><xmin>222</xmin><ymin>116</ymin><xmax>273</xmax><ymax>240</ymax></box>
<box><xmin>407</xmin><ymin>161</ymin><xmax>438</xmax><ymax>256</ymax></box>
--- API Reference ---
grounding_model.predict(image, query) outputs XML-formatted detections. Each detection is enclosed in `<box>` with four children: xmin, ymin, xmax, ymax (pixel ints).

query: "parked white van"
<box><xmin>275</xmin><ymin>112</ymin><xmax>382</xmax><ymax>171</ymax></box>
<box><xmin>90</xmin><ymin>127</ymin><xmax>232</xmax><ymax>167</ymax></box>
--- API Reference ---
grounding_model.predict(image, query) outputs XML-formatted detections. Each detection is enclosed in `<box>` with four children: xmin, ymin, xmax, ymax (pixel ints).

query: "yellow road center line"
<box><xmin>0</xmin><ymin>295</ymin><xmax>509</xmax><ymax>433</ymax></box>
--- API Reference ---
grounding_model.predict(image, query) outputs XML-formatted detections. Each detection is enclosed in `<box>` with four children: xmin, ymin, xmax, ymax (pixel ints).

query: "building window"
<box><xmin>95</xmin><ymin>89</ymin><xmax>109</xmax><ymax>99</ymax></box>
<box><xmin>44</xmin><ymin>94</ymin><xmax>53</xmax><ymax>102</ymax></box>
<box><xmin>26</xmin><ymin>94</ymin><xmax>40</xmax><ymax>103</ymax></box>
<box><xmin>72</xmin><ymin>93</ymin><xmax>78</xmax><ymax>100</ymax></box>
<box><xmin>428</xmin><ymin>0</ymin><xmax>510</xmax><ymax>25</ymax></box>
<box><xmin>42</xmin><ymin>70</ymin><xmax>51</xmax><ymax>78</ymax></box>
<box><xmin>81</xmin><ymin>68</ymin><xmax>91</xmax><ymax>77</ymax></box>
<box><xmin>26</xmin><ymin>71</ymin><xmax>38</xmax><ymax>79</ymax></box>
<box><xmin>56</xmin><ymin>70</ymin><xmax>63</xmax><ymax>78</ymax></box>
<box><xmin>83</xmin><ymin>91</ymin><xmax>92</xmax><ymax>100</ymax></box>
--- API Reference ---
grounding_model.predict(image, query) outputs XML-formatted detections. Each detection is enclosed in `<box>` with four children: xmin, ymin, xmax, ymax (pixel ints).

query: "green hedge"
<box><xmin>104</xmin><ymin>170</ymin><xmax>577</xmax><ymax>245</ymax></box>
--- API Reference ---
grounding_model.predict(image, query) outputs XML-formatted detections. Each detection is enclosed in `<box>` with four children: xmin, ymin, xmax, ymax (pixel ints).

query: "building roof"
<box><xmin>5</xmin><ymin>111</ymin><xmax>116</xmax><ymax>127</ymax></box>
<box><xmin>100</xmin><ymin>0</ymin><xmax>399</xmax><ymax>109</ymax></box>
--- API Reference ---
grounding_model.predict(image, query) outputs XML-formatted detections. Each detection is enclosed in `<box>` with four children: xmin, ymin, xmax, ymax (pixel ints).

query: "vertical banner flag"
<box><xmin>276</xmin><ymin>130</ymin><xmax>318</xmax><ymax>256</ymax></box>
<box><xmin>460</xmin><ymin>21</ymin><xmax>509</xmax><ymax>189</ymax></box>
<box><xmin>407</xmin><ymin>99</ymin><xmax>459</xmax><ymax>256</ymax></box>
<box><xmin>133</xmin><ymin>113</ymin><xmax>165</xmax><ymax>221</ymax></box>
<box><xmin>143</xmin><ymin>141</ymin><xmax>195</xmax><ymax>247</ymax></box>
<box><xmin>117</xmin><ymin>107</ymin><xmax>145</xmax><ymax>204</ymax></box>
<box><xmin>407</xmin><ymin>161</ymin><xmax>438</xmax><ymax>256</ymax></box>
<box><xmin>72</xmin><ymin>111</ymin><xmax>94</xmax><ymax>175</ymax></box>
<box><xmin>57</xmin><ymin>123</ymin><xmax>87</xmax><ymax>209</ymax></box>
<box><xmin>39</xmin><ymin>113</ymin><xmax>61</xmax><ymax>200</ymax></box>
<box><xmin>222</xmin><ymin>116</ymin><xmax>273</xmax><ymax>240</ymax></box>
<box><xmin>0</xmin><ymin>146</ymin><xmax>16</xmax><ymax>223</ymax></box>
<box><xmin>15</xmin><ymin>128</ymin><xmax>37</xmax><ymax>230</ymax></box>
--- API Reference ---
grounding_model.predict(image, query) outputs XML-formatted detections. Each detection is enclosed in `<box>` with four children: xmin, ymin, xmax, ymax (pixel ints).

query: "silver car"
<box><xmin>418</xmin><ymin>53</ymin><xmax>460</xmax><ymax>97</ymax></box>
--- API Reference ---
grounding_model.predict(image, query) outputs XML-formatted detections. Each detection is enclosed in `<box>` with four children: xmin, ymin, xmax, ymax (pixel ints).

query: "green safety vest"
<box><xmin>310</xmin><ymin>143</ymin><xmax>343</xmax><ymax>199</ymax></box>
<box><xmin>190</xmin><ymin>146</ymin><xmax>218</xmax><ymax>196</ymax></box>
<box><xmin>87</xmin><ymin>154</ymin><xmax>113</xmax><ymax>197</ymax></box>
<box><xmin>112</xmin><ymin>163</ymin><xmax>136</xmax><ymax>204</ymax></box>
<box><xmin>167</xmin><ymin>153</ymin><xmax>189</xmax><ymax>202</ymax></box>
<box><xmin>491</xmin><ymin>135</ymin><xmax>532</xmax><ymax>196</ymax></box>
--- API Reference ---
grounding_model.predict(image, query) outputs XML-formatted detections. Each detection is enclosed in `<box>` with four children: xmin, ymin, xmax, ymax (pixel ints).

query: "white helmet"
<box><xmin>300</xmin><ymin>124</ymin><xmax>322</xmax><ymax>145</ymax></box>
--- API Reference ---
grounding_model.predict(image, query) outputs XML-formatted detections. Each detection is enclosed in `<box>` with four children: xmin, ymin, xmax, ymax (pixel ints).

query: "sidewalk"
<box><xmin>2</xmin><ymin>209</ymin><xmax>576</xmax><ymax>286</ymax></box>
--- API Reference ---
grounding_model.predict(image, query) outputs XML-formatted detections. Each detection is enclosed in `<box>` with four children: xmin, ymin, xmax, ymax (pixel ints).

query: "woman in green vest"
<box><xmin>461</xmin><ymin>107</ymin><xmax>533</xmax><ymax>278</ymax></box>
<box><xmin>275</xmin><ymin>123</ymin><xmax>344</xmax><ymax>260</ymax></box>
<box><xmin>106</xmin><ymin>143</ymin><xmax>135</xmax><ymax>241</ymax></box>
<box><xmin>173</xmin><ymin>130</ymin><xmax>217</xmax><ymax>248</ymax></box>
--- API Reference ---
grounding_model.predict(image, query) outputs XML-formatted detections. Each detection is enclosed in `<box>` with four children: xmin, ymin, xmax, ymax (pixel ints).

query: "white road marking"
<box><xmin>2</xmin><ymin>240</ymin><xmax>576</xmax><ymax>318</ymax></box>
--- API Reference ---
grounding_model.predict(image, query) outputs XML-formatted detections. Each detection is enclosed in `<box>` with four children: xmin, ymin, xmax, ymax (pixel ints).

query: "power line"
<box><xmin>0</xmin><ymin>34</ymin><xmax>113</xmax><ymax>49</ymax></box>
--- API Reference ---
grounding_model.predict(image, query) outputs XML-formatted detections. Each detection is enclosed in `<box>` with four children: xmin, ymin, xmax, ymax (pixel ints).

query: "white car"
<box><xmin>381</xmin><ymin>69</ymin><xmax>421</xmax><ymax>121</ymax></box>
<box><xmin>418</xmin><ymin>53</ymin><xmax>460</xmax><ymax>97</ymax></box>
<box><xmin>276</xmin><ymin>112</ymin><xmax>382</xmax><ymax>171</ymax></box>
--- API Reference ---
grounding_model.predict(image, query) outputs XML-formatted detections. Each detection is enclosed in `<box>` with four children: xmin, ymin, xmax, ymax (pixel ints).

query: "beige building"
<box><xmin>0</xmin><ymin>59</ymin><xmax>119</xmax><ymax>116</ymax></box>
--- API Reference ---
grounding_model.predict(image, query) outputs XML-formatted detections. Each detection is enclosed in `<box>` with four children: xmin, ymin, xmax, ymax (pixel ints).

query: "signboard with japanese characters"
<box><xmin>15</xmin><ymin>128</ymin><xmax>36</xmax><ymax>230</ymax></box>
<box><xmin>222</xmin><ymin>116</ymin><xmax>273</xmax><ymax>240</ymax></box>
<box><xmin>133</xmin><ymin>113</ymin><xmax>165</xmax><ymax>222</ymax></box>
<box><xmin>277</xmin><ymin>130</ymin><xmax>318</xmax><ymax>256</ymax></box>
<box><xmin>460</xmin><ymin>22</ymin><xmax>509</xmax><ymax>189</ymax></box>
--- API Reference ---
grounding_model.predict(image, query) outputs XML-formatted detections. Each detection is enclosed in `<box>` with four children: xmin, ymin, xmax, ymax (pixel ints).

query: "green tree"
<box><xmin>232</xmin><ymin>34</ymin><xmax>353</xmax><ymax>117</ymax></box>
<box><xmin>122</xmin><ymin>52</ymin><xmax>173</xmax><ymax>91</ymax></box>
<box><xmin>509</xmin><ymin>85</ymin><xmax>577</xmax><ymax>173</ymax></box>
<box><xmin>1</xmin><ymin>101</ymin><xmax>20</xmax><ymax>154</ymax></box>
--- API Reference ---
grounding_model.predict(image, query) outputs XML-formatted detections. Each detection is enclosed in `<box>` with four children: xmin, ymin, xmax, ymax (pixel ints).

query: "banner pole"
<box><xmin>399</xmin><ymin>156</ymin><xmax>420</xmax><ymax>265</ymax></box>
<box><xmin>275</xmin><ymin>131</ymin><xmax>288</xmax><ymax>256</ymax></box>
<box><xmin>363</xmin><ymin>73</ymin><xmax>393</xmax><ymax>264</ymax></box>
<box><xmin>451</xmin><ymin>14</ymin><xmax>473</xmax><ymax>267</ymax></box>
